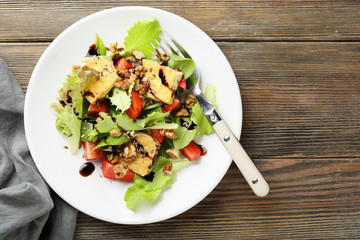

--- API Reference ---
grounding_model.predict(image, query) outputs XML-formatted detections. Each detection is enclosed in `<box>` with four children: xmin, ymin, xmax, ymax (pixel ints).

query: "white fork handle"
<box><xmin>213</xmin><ymin>120</ymin><xmax>270</xmax><ymax>197</ymax></box>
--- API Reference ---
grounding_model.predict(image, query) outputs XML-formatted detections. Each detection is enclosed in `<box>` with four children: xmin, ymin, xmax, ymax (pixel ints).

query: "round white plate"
<box><xmin>24</xmin><ymin>6</ymin><xmax>242</xmax><ymax>224</ymax></box>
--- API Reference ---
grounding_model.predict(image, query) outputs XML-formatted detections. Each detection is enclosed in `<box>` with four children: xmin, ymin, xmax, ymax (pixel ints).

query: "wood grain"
<box><xmin>1</xmin><ymin>0</ymin><xmax>360</xmax><ymax>239</ymax></box>
<box><xmin>74</xmin><ymin>159</ymin><xmax>360</xmax><ymax>239</ymax></box>
<box><xmin>1</xmin><ymin>1</ymin><xmax>360</xmax><ymax>42</ymax></box>
<box><xmin>1</xmin><ymin>41</ymin><xmax>359</xmax><ymax>159</ymax></box>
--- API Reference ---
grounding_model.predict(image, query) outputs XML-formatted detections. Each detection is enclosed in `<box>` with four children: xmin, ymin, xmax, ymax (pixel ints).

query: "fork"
<box><xmin>153</xmin><ymin>32</ymin><xmax>270</xmax><ymax>197</ymax></box>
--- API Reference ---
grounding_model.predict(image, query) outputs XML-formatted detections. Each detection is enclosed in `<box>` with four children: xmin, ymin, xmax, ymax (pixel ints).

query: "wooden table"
<box><xmin>1</xmin><ymin>1</ymin><xmax>360</xmax><ymax>239</ymax></box>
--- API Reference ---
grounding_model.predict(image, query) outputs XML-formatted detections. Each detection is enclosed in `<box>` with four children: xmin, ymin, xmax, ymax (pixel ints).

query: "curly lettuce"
<box><xmin>123</xmin><ymin>18</ymin><xmax>162</xmax><ymax>58</ymax></box>
<box><xmin>52</xmin><ymin>70</ymin><xmax>84</xmax><ymax>153</ymax></box>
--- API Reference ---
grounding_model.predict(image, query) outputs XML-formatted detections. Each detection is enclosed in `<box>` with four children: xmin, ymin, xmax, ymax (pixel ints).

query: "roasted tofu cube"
<box><xmin>142</xmin><ymin>59</ymin><xmax>183</xmax><ymax>105</ymax></box>
<box><xmin>83</xmin><ymin>56</ymin><xmax>120</xmax><ymax>104</ymax></box>
<box><xmin>123</xmin><ymin>132</ymin><xmax>160</xmax><ymax>176</ymax></box>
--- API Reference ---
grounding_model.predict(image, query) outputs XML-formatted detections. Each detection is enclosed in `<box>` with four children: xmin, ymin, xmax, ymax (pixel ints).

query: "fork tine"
<box><xmin>150</xmin><ymin>40</ymin><xmax>169</xmax><ymax>64</ymax></box>
<box><xmin>154</xmin><ymin>39</ymin><xmax>171</xmax><ymax>56</ymax></box>
<box><xmin>160</xmin><ymin>32</ymin><xmax>191</xmax><ymax>59</ymax></box>
<box><xmin>158</xmin><ymin>35</ymin><xmax>179</xmax><ymax>56</ymax></box>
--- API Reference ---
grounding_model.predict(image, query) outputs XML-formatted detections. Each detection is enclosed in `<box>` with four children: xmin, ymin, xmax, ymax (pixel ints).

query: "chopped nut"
<box><xmin>176</xmin><ymin>107</ymin><xmax>190</xmax><ymax>117</ymax></box>
<box><xmin>113</xmin><ymin>163</ymin><xmax>127</xmax><ymax>178</ymax></box>
<box><xmin>117</xmin><ymin>69</ymin><xmax>131</xmax><ymax>79</ymax></box>
<box><xmin>114</xmin><ymin>79</ymin><xmax>130</xmax><ymax>90</ymax></box>
<box><xmin>119</xmin><ymin>143</ymin><xmax>136</xmax><ymax>162</ymax></box>
<box><xmin>98</xmin><ymin>111</ymin><xmax>108</xmax><ymax>119</ymax></box>
<box><xmin>162</xmin><ymin>163</ymin><xmax>173</xmax><ymax>176</ymax></box>
<box><xmin>124</xmin><ymin>55</ymin><xmax>136</xmax><ymax>63</ymax></box>
<box><xmin>132</xmin><ymin>49</ymin><xmax>145</xmax><ymax>60</ymax></box>
<box><xmin>123</xmin><ymin>146</ymin><xmax>129</xmax><ymax>155</ymax></box>
<box><xmin>165</xmin><ymin>131</ymin><xmax>177</xmax><ymax>140</ymax></box>
<box><xmin>166</xmin><ymin>148</ymin><xmax>180</xmax><ymax>159</ymax></box>
<box><xmin>134</xmin><ymin>65</ymin><xmax>147</xmax><ymax>78</ymax></box>
<box><xmin>137</xmin><ymin>78</ymin><xmax>149</xmax><ymax>94</ymax></box>
<box><xmin>111</xmin><ymin>154</ymin><xmax>119</xmax><ymax>164</ymax></box>
<box><xmin>160</xmin><ymin>129</ymin><xmax>178</xmax><ymax>139</ymax></box>
<box><xmin>127</xmin><ymin>144</ymin><xmax>136</xmax><ymax>158</ymax></box>
<box><xmin>96</xmin><ymin>117</ymin><xmax>103</xmax><ymax>123</ymax></box>
<box><xmin>135</xmin><ymin>65</ymin><xmax>144</xmax><ymax>72</ymax></box>
<box><xmin>72</xmin><ymin>65</ymin><xmax>81</xmax><ymax>70</ymax></box>
<box><xmin>110</xmin><ymin>129</ymin><xmax>122</xmax><ymax>138</ymax></box>
<box><xmin>109</xmin><ymin>42</ymin><xmax>124</xmax><ymax>53</ymax></box>
<box><xmin>184</xmin><ymin>93</ymin><xmax>197</xmax><ymax>108</ymax></box>
<box><xmin>159</xmin><ymin>129</ymin><xmax>167</xmax><ymax>136</ymax></box>
<box><xmin>106</xmin><ymin>153</ymin><xmax>114</xmax><ymax>161</ymax></box>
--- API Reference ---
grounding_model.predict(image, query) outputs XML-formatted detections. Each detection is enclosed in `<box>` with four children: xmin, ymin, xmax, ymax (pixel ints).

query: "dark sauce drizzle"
<box><xmin>86</xmin><ymin>44</ymin><xmax>98</xmax><ymax>57</ymax></box>
<box><xmin>158</xmin><ymin>68</ymin><xmax>169</xmax><ymax>87</ymax></box>
<box><xmin>142</xmin><ymin>171</ymin><xmax>155</xmax><ymax>182</ymax></box>
<box><xmin>199</xmin><ymin>145</ymin><xmax>208</xmax><ymax>156</ymax></box>
<box><xmin>180</xmin><ymin>119</ymin><xmax>197</xmax><ymax>130</ymax></box>
<box><xmin>79</xmin><ymin>162</ymin><xmax>95</xmax><ymax>177</ymax></box>
<box><xmin>149</xmin><ymin>88</ymin><xmax>160</xmax><ymax>100</ymax></box>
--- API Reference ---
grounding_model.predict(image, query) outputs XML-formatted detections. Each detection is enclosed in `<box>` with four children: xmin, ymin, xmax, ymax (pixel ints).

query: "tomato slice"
<box><xmin>180</xmin><ymin>140</ymin><xmax>201</xmax><ymax>161</ymax></box>
<box><xmin>115</xmin><ymin>58</ymin><xmax>133</xmax><ymax>71</ymax></box>
<box><xmin>150</xmin><ymin>129</ymin><xmax>164</xmax><ymax>143</ymax></box>
<box><xmin>173</xmin><ymin>68</ymin><xmax>186</xmax><ymax>89</ymax></box>
<box><xmin>101</xmin><ymin>159</ymin><xmax>135</xmax><ymax>182</ymax></box>
<box><xmin>161</xmin><ymin>95</ymin><xmax>181</xmax><ymax>113</ymax></box>
<box><xmin>87</xmin><ymin>100</ymin><xmax>108</xmax><ymax>115</ymax></box>
<box><xmin>119</xmin><ymin>170</ymin><xmax>135</xmax><ymax>182</ymax></box>
<box><xmin>83</xmin><ymin>142</ymin><xmax>104</xmax><ymax>160</ymax></box>
<box><xmin>102</xmin><ymin>158</ymin><xmax>116</xmax><ymax>180</ymax></box>
<box><xmin>178</xmin><ymin>77</ymin><xmax>186</xmax><ymax>89</ymax></box>
<box><xmin>126</xmin><ymin>89</ymin><xmax>143</xmax><ymax>119</ymax></box>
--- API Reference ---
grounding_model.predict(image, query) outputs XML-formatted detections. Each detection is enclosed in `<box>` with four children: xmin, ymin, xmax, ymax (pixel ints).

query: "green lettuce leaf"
<box><xmin>143</xmin><ymin>102</ymin><xmax>163</xmax><ymax>110</ymax></box>
<box><xmin>123</xmin><ymin>18</ymin><xmax>162</xmax><ymax>58</ymax></box>
<box><xmin>168</xmin><ymin>54</ymin><xmax>195</xmax><ymax>79</ymax></box>
<box><xmin>95</xmin><ymin>33</ymin><xmax>107</xmax><ymax>55</ymax></box>
<box><xmin>204</xmin><ymin>83</ymin><xmax>217</xmax><ymax>108</ymax></box>
<box><xmin>92</xmin><ymin>135</ymin><xmax>130</xmax><ymax>151</ymax></box>
<box><xmin>190</xmin><ymin>102</ymin><xmax>213</xmax><ymax>135</ymax></box>
<box><xmin>173</xmin><ymin>125</ymin><xmax>198</xmax><ymax>149</ymax></box>
<box><xmin>108</xmin><ymin>87</ymin><xmax>132</xmax><ymax>112</ymax></box>
<box><xmin>52</xmin><ymin>70</ymin><xmax>84</xmax><ymax>153</ymax></box>
<box><xmin>145</xmin><ymin>123</ymin><xmax>178</xmax><ymax>130</ymax></box>
<box><xmin>53</xmin><ymin>107</ymin><xmax>82</xmax><ymax>153</ymax></box>
<box><xmin>190</xmin><ymin>84</ymin><xmax>218</xmax><ymax>135</ymax></box>
<box><xmin>124</xmin><ymin>155</ymin><xmax>189</xmax><ymax>210</ymax></box>
<box><xmin>95</xmin><ymin>115</ymin><xmax>119</xmax><ymax>133</ymax></box>
<box><xmin>93</xmin><ymin>110</ymin><xmax>178</xmax><ymax>134</ymax></box>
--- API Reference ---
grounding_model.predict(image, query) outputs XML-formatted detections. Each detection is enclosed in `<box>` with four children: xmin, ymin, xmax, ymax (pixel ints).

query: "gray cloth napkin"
<box><xmin>0</xmin><ymin>59</ymin><xmax>77</xmax><ymax>240</ymax></box>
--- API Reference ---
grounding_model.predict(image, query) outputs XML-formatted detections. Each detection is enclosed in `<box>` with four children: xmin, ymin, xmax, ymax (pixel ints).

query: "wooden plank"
<box><xmin>0</xmin><ymin>41</ymin><xmax>359</xmax><ymax>158</ymax></box>
<box><xmin>74</xmin><ymin>158</ymin><xmax>360</xmax><ymax>239</ymax></box>
<box><xmin>0</xmin><ymin>43</ymin><xmax>47</xmax><ymax>90</ymax></box>
<box><xmin>1</xmin><ymin>1</ymin><xmax>360</xmax><ymax>42</ymax></box>
<box><xmin>218</xmin><ymin>42</ymin><xmax>360</xmax><ymax>158</ymax></box>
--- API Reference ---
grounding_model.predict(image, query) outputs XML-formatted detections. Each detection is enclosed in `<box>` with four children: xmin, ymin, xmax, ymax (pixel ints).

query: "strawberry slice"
<box><xmin>150</xmin><ymin>129</ymin><xmax>164</xmax><ymax>143</ymax></box>
<box><xmin>180</xmin><ymin>140</ymin><xmax>201</xmax><ymax>161</ymax></box>
<box><xmin>115</xmin><ymin>58</ymin><xmax>133</xmax><ymax>71</ymax></box>
<box><xmin>161</xmin><ymin>95</ymin><xmax>181</xmax><ymax>113</ymax></box>
<box><xmin>87</xmin><ymin>100</ymin><xmax>108</xmax><ymax>115</ymax></box>
<box><xmin>178</xmin><ymin>77</ymin><xmax>186</xmax><ymax>89</ymax></box>
<box><xmin>173</xmin><ymin>68</ymin><xmax>186</xmax><ymax>89</ymax></box>
<box><xmin>126</xmin><ymin>89</ymin><xmax>143</xmax><ymax>119</ymax></box>
<box><xmin>83</xmin><ymin>141</ymin><xmax>104</xmax><ymax>160</ymax></box>
<box><xmin>102</xmin><ymin>158</ymin><xmax>135</xmax><ymax>182</ymax></box>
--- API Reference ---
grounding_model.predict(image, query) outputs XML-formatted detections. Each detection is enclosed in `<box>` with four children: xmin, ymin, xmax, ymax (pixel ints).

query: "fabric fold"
<box><xmin>0</xmin><ymin>58</ymin><xmax>77</xmax><ymax>240</ymax></box>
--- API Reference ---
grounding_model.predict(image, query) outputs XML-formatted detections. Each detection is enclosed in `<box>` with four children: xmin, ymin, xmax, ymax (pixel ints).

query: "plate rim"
<box><xmin>24</xmin><ymin>6</ymin><xmax>243</xmax><ymax>224</ymax></box>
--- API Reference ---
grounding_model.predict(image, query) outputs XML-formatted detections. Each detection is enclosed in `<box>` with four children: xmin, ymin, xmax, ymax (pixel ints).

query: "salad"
<box><xmin>52</xmin><ymin>18</ymin><xmax>216</xmax><ymax>210</ymax></box>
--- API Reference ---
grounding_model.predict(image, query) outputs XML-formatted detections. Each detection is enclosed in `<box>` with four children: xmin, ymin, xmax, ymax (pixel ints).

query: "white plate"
<box><xmin>24</xmin><ymin>6</ymin><xmax>242</xmax><ymax>224</ymax></box>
